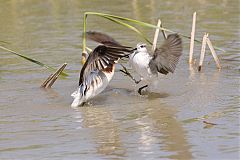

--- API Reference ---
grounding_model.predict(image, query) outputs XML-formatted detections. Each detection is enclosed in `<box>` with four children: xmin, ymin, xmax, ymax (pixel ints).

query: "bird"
<box><xmin>71</xmin><ymin>31</ymin><xmax>132</xmax><ymax>108</ymax></box>
<box><xmin>129</xmin><ymin>34</ymin><xmax>183</xmax><ymax>94</ymax></box>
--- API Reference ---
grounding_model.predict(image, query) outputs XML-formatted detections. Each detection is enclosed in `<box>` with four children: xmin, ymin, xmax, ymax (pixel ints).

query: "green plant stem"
<box><xmin>84</xmin><ymin>12</ymin><xmax>225</xmax><ymax>52</ymax></box>
<box><xmin>0</xmin><ymin>45</ymin><xmax>68</xmax><ymax>76</ymax></box>
<box><xmin>82</xmin><ymin>13</ymin><xmax>87</xmax><ymax>54</ymax></box>
<box><xmin>102</xmin><ymin>15</ymin><xmax>152</xmax><ymax>45</ymax></box>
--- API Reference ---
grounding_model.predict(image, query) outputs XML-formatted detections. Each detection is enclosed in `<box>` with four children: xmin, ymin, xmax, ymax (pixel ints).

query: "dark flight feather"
<box><xmin>79</xmin><ymin>32</ymin><xmax>132</xmax><ymax>85</ymax></box>
<box><xmin>86</xmin><ymin>31</ymin><xmax>131</xmax><ymax>49</ymax></box>
<box><xmin>149</xmin><ymin>34</ymin><xmax>183</xmax><ymax>75</ymax></box>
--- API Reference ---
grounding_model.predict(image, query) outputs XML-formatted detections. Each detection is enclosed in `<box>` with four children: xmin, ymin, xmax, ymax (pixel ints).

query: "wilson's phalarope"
<box><xmin>71</xmin><ymin>31</ymin><xmax>132</xmax><ymax>107</ymax></box>
<box><xmin>129</xmin><ymin>34</ymin><xmax>183</xmax><ymax>94</ymax></box>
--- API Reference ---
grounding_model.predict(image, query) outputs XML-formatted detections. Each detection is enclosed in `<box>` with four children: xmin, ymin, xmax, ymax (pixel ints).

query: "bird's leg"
<box><xmin>120</xmin><ymin>64</ymin><xmax>141</xmax><ymax>84</ymax></box>
<box><xmin>134</xmin><ymin>79</ymin><xmax>141</xmax><ymax>84</ymax></box>
<box><xmin>135</xmin><ymin>77</ymin><xmax>144</xmax><ymax>84</ymax></box>
<box><xmin>138</xmin><ymin>85</ymin><xmax>148</xmax><ymax>95</ymax></box>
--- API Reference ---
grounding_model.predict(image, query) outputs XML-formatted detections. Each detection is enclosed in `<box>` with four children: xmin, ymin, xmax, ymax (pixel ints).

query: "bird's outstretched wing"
<box><xmin>149</xmin><ymin>34</ymin><xmax>182</xmax><ymax>75</ymax></box>
<box><xmin>79</xmin><ymin>31</ymin><xmax>132</xmax><ymax>85</ymax></box>
<box><xmin>86</xmin><ymin>31</ymin><xmax>130</xmax><ymax>47</ymax></box>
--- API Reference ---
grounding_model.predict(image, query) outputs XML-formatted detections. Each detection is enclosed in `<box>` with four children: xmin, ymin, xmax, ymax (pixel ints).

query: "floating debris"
<box><xmin>203</xmin><ymin>121</ymin><xmax>218</xmax><ymax>125</ymax></box>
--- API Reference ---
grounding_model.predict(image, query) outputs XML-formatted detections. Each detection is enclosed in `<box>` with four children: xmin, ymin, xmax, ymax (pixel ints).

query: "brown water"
<box><xmin>0</xmin><ymin>0</ymin><xmax>239</xmax><ymax>159</ymax></box>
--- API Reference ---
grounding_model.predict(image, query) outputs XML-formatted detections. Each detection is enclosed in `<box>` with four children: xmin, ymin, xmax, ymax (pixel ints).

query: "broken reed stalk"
<box><xmin>152</xmin><ymin>19</ymin><xmax>161</xmax><ymax>52</ymax></box>
<box><xmin>206</xmin><ymin>37</ymin><xmax>221</xmax><ymax>69</ymax></box>
<box><xmin>160</xmin><ymin>23</ymin><xmax>167</xmax><ymax>40</ymax></box>
<box><xmin>189</xmin><ymin>12</ymin><xmax>196</xmax><ymax>64</ymax></box>
<box><xmin>41</xmin><ymin>74</ymin><xmax>54</xmax><ymax>88</ymax></box>
<box><xmin>48</xmin><ymin>64</ymin><xmax>67</xmax><ymax>87</ymax></box>
<box><xmin>198</xmin><ymin>33</ymin><xmax>208</xmax><ymax>71</ymax></box>
<box><xmin>41</xmin><ymin>63</ymin><xmax>67</xmax><ymax>88</ymax></box>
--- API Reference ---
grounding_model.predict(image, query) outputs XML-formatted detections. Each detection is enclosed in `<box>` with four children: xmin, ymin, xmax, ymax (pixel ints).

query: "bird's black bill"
<box><xmin>132</xmin><ymin>48</ymin><xmax>137</xmax><ymax>51</ymax></box>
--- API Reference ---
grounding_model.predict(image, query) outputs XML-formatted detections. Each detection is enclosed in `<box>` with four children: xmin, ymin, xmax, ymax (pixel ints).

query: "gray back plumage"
<box><xmin>149</xmin><ymin>34</ymin><xmax>182</xmax><ymax>75</ymax></box>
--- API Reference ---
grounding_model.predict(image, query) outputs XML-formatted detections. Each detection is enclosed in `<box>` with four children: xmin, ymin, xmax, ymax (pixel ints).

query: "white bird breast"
<box><xmin>71</xmin><ymin>69</ymin><xmax>114</xmax><ymax>108</ymax></box>
<box><xmin>129</xmin><ymin>51</ymin><xmax>152</xmax><ymax>80</ymax></box>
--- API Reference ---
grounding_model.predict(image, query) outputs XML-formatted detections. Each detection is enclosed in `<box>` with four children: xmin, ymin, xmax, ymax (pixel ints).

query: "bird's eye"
<box><xmin>140</xmin><ymin>45</ymin><xmax>144</xmax><ymax>48</ymax></box>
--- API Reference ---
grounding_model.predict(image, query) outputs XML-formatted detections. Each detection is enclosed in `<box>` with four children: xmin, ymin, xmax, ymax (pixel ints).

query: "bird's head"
<box><xmin>136</xmin><ymin>43</ymin><xmax>147</xmax><ymax>52</ymax></box>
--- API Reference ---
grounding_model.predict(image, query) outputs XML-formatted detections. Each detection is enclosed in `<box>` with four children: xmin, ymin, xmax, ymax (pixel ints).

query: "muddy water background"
<box><xmin>0</xmin><ymin>0</ymin><xmax>239</xmax><ymax>159</ymax></box>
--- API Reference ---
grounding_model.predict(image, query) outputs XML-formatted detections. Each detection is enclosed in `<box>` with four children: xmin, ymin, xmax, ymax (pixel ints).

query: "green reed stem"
<box><xmin>0</xmin><ymin>45</ymin><xmax>68</xmax><ymax>76</ymax></box>
<box><xmin>83</xmin><ymin>12</ymin><xmax>225</xmax><ymax>52</ymax></box>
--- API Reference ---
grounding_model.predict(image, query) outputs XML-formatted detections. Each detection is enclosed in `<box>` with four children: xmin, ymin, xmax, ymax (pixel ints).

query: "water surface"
<box><xmin>0</xmin><ymin>0</ymin><xmax>239</xmax><ymax>159</ymax></box>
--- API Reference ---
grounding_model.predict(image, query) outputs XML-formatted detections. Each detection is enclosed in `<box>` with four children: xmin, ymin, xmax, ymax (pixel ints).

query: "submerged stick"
<box><xmin>198</xmin><ymin>33</ymin><xmax>208</xmax><ymax>71</ymax></box>
<box><xmin>152</xmin><ymin>19</ymin><xmax>161</xmax><ymax>52</ymax></box>
<box><xmin>41</xmin><ymin>63</ymin><xmax>67</xmax><ymax>88</ymax></box>
<box><xmin>203</xmin><ymin>121</ymin><xmax>217</xmax><ymax>125</ymax></box>
<box><xmin>189</xmin><ymin>12</ymin><xmax>197</xmax><ymax>64</ymax></box>
<box><xmin>41</xmin><ymin>74</ymin><xmax>54</xmax><ymax>88</ymax></box>
<box><xmin>47</xmin><ymin>63</ymin><xmax>67</xmax><ymax>87</ymax></box>
<box><xmin>206</xmin><ymin>37</ymin><xmax>221</xmax><ymax>70</ymax></box>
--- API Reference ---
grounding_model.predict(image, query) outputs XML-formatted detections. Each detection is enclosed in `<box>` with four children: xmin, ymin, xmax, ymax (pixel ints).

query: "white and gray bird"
<box><xmin>71</xmin><ymin>31</ymin><xmax>132</xmax><ymax>107</ymax></box>
<box><xmin>129</xmin><ymin>34</ymin><xmax>183</xmax><ymax>94</ymax></box>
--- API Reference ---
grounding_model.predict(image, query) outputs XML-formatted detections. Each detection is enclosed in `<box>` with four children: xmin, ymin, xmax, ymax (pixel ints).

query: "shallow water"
<box><xmin>0</xmin><ymin>0</ymin><xmax>239</xmax><ymax>159</ymax></box>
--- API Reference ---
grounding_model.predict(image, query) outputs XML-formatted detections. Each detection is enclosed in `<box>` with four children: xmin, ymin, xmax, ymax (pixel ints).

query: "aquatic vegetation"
<box><xmin>0</xmin><ymin>12</ymin><xmax>224</xmax><ymax>84</ymax></box>
<box><xmin>0</xmin><ymin>45</ymin><xmax>68</xmax><ymax>76</ymax></box>
<box><xmin>82</xmin><ymin>12</ymin><xmax>224</xmax><ymax>64</ymax></box>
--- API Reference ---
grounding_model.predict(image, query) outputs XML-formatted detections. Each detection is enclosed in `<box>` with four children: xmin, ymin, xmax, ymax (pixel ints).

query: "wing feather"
<box><xmin>79</xmin><ymin>45</ymin><xmax>131</xmax><ymax>85</ymax></box>
<box><xmin>149</xmin><ymin>34</ymin><xmax>183</xmax><ymax>75</ymax></box>
<box><xmin>86</xmin><ymin>31</ymin><xmax>131</xmax><ymax>49</ymax></box>
<box><xmin>79</xmin><ymin>31</ymin><xmax>132</xmax><ymax>85</ymax></box>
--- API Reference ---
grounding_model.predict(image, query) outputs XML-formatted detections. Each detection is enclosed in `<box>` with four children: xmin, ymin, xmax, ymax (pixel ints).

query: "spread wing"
<box><xmin>149</xmin><ymin>34</ymin><xmax>182</xmax><ymax>75</ymax></box>
<box><xmin>79</xmin><ymin>45</ymin><xmax>131</xmax><ymax>85</ymax></box>
<box><xmin>86</xmin><ymin>31</ymin><xmax>128</xmax><ymax>47</ymax></box>
<box><xmin>79</xmin><ymin>31</ymin><xmax>132</xmax><ymax>85</ymax></box>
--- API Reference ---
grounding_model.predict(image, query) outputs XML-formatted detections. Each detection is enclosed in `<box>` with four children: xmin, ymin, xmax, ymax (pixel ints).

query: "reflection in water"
<box><xmin>189</xmin><ymin>63</ymin><xmax>196</xmax><ymax>81</ymax></box>
<box><xmin>72</xmin><ymin>94</ymin><xmax>192</xmax><ymax>159</ymax></box>
<box><xmin>73</xmin><ymin>107</ymin><xmax>126</xmax><ymax>158</ymax></box>
<box><xmin>133</xmin><ymin>101</ymin><xmax>192</xmax><ymax>159</ymax></box>
<box><xmin>148</xmin><ymin>103</ymin><xmax>192</xmax><ymax>159</ymax></box>
<box><xmin>0</xmin><ymin>0</ymin><xmax>239</xmax><ymax>159</ymax></box>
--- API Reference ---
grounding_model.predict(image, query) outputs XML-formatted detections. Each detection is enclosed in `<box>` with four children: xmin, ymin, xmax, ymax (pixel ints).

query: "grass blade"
<box><xmin>84</xmin><ymin>12</ymin><xmax>225</xmax><ymax>52</ymax></box>
<box><xmin>0</xmin><ymin>40</ymin><xmax>10</xmax><ymax>44</ymax></box>
<box><xmin>0</xmin><ymin>45</ymin><xmax>68</xmax><ymax>76</ymax></box>
<box><xmin>102</xmin><ymin>15</ymin><xmax>152</xmax><ymax>45</ymax></box>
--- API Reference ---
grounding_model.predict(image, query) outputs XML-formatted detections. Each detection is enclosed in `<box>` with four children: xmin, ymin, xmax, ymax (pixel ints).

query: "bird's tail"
<box><xmin>71</xmin><ymin>84</ymin><xmax>85</xmax><ymax>108</ymax></box>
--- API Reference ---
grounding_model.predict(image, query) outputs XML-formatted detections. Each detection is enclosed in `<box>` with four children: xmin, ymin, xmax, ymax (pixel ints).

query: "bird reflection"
<box><xmin>72</xmin><ymin>89</ymin><xmax>193</xmax><ymax>159</ymax></box>
<box><xmin>150</xmin><ymin>103</ymin><xmax>192</xmax><ymax>159</ymax></box>
<box><xmin>131</xmin><ymin>101</ymin><xmax>193</xmax><ymax>159</ymax></box>
<box><xmin>73</xmin><ymin>106</ymin><xmax>126</xmax><ymax>158</ymax></box>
